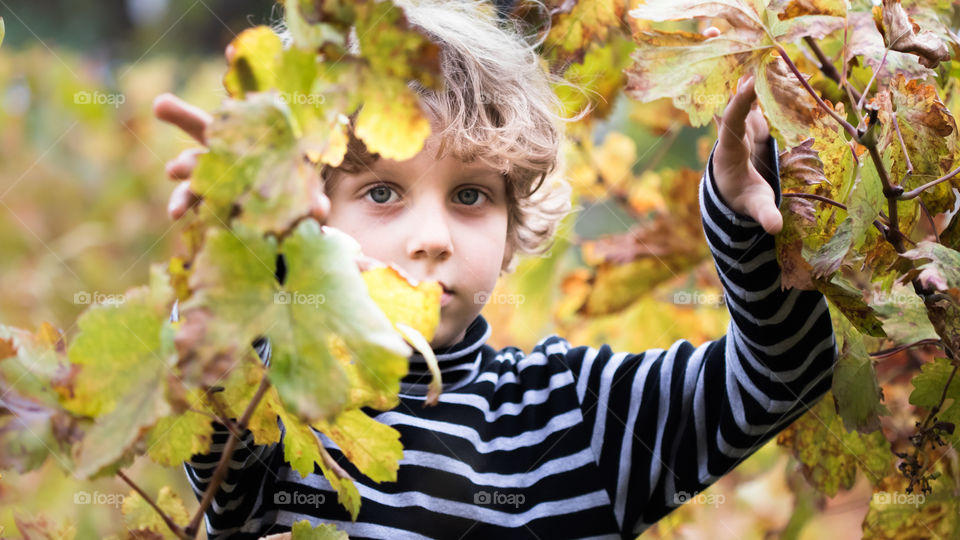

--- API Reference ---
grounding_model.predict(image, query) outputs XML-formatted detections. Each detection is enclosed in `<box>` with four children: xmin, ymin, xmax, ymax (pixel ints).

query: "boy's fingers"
<box><xmin>166</xmin><ymin>148</ymin><xmax>206</xmax><ymax>180</ymax></box>
<box><xmin>153</xmin><ymin>93</ymin><xmax>212</xmax><ymax>145</ymax></box>
<box><xmin>167</xmin><ymin>181</ymin><xmax>202</xmax><ymax>220</ymax></box>
<box><xmin>310</xmin><ymin>190</ymin><xmax>330</xmax><ymax>223</ymax></box>
<box><xmin>742</xmin><ymin>181</ymin><xmax>783</xmax><ymax>235</ymax></box>
<box><xmin>718</xmin><ymin>75</ymin><xmax>757</xmax><ymax>150</ymax></box>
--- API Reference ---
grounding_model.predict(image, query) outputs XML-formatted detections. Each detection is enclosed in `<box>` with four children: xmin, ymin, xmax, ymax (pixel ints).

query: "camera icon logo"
<box><xmin>74</xmin><ymin>491</ymin><xmax>92</xmax><ymax>504</ymax></box>
<box><xmin>274</xmin><ymin>491</ymin><xmax>291</xmax><ymax>504</ymax></box>
<box><xmin>474</xmin><ymin>491</ymin><xmax>491</xmax><ymax>504</ymax></box>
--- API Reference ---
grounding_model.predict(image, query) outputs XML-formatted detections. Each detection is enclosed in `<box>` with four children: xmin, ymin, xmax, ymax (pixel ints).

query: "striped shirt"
<box><xmin>180</xmin><ymin>140</ymin><xmax>838</xmax><ymax>539</ymax></box>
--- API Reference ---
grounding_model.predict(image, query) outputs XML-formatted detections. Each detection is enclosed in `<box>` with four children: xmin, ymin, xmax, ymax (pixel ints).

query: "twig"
<box><xmin>776</xmin><ymin>45</ymin><xmax>858</xmax><ymax>139</ymax></box>
<box><xmin>117</xmin><ymin>470</ymin><xmax>189</xmax><ymax>540</ymax></box>
<box><xmin>899</xmin><ymin>163</ymin><xmax>960</xmax><ymax>200</ymax></box>
<box><xmin>803</xmin><ymin>36</ymin><xmax>863</xmax><ymax>104</ymax></box>
<box><xmin>870</xmin><ymin>338</ymin><xmax>943</xmax><ymax>359</ymax></box>
<box><xmin>184</xmin><ymin>372</ymin><xmax>272</xmax><ymax>538</ymax></box>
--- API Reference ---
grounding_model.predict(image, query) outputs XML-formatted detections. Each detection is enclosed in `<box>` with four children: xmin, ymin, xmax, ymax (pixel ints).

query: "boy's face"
<box><xmin>325</xmin><ymin>135</ymin><xmax>513</xmax><ymax>349</ymax></box>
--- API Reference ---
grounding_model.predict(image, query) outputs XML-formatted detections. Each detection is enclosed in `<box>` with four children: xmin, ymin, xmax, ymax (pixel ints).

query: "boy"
<box><xmin>155</xmin><ymin>1</ymin><xmax>836</xmax><ymax>538</ymax></box>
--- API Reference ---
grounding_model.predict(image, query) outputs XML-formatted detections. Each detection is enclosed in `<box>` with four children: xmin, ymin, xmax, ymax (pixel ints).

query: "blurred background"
<box><xmin>0</xmin><ymin>0</ymin><xmax>875</xmax><ymax>538</ymax></box>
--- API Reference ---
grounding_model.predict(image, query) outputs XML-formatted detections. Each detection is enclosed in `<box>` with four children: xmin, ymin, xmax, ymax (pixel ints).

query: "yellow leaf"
<box><xmin>362</xmin><ymin>265</ymin><xmax>442</xmax><ymax>341</ymax></box>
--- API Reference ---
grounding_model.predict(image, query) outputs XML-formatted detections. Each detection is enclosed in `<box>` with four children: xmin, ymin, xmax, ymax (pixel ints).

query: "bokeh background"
<box><xmin>0</xmin><ymin>0</ymin><xmax>878</xmax><ymax>538</ymax></box>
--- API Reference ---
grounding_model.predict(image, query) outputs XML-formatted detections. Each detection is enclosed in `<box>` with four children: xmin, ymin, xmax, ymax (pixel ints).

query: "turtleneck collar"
<box><xmin>399</xmin><ymin>314</ymin><xmax>491</xmax><ymax>397</ymax></box>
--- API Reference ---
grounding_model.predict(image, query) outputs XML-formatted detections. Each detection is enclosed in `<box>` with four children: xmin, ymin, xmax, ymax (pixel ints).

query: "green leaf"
<box><xmin>145</xmin><ymin>394</ymin><xmax>215</xmax><ymax>467</ymax></box>
<box><xmin>61</xmin><ymin>277</ymin><xmax>175</xmax><ymax>419</ymax></box>
<box><xmin>74</xmin><ymin>375</ymin><xmax>170</xmax><ymax>479</ymax></box>
<box><xmin>909</xmin><ymin>357</ymin><xmax>960</xmax><ymax>450</ymax></box>
<box><xmin>828</xmin><ymin>302</ymin><xmax>890</xmax><ymax>434</ymax></box>
<box><xmin>814</xmin><ymin>274</ymin><xmax>887</xmax><ymax>338</ymax></box>
<box><xmin>313</xmin><ymin>408</ymin><xmax>403</xmax><ymax>483</ymax></box>
<box><xmin>291</xmin><ymin>519</ymin><xmax>349</xmax><ymax>540</ymax></box>
<box><xmin>121</xmin><ymin>485</ymin><xmax>190</xmax><ymax>539</ymax></box>
<box><xmin>274</xmin><ymin>398</ymin><xmax>362</xmax><ymax>519</ymax></box>
<box><xmin>777</xmin><ymin>392</ymin><xmax>891</xmax><ymax>497</ymax></box>
<box><xmin>187</xmin><ymin>222</ymin><xmax>410</xmax><ymax>423</ymax></box>
<box><xmin>869</xmin><ymin>284</ymin><xmax>939</xmax><ymax>344</ymax></box>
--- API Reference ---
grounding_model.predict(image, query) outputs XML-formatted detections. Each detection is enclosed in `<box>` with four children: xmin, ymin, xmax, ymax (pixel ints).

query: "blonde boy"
<box><xmin>156</xmin><ymin>1</ymin><xmax>836</xmax><ymax>538</ymax></box>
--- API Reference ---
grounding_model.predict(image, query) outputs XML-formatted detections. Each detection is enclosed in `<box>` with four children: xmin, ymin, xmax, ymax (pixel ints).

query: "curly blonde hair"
<box><xmin>276</xmin><ymin>0</ymin><xmax>579</xmax><ymax>274</ymax></box>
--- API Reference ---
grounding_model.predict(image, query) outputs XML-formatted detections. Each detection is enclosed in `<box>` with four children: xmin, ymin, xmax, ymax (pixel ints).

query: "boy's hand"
<box><xmin>152</xmin><ymin>93</ymin><xmax>330</xmax><ymax>222</ymax></box>
<box><xmin>711</xmin><ymin>72</ymin><xmax>783</xmax><ymax>236</ymax></box>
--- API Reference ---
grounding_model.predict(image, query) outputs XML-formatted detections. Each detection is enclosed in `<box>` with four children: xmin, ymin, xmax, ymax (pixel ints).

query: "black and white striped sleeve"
<box><xmin>171</xmin><ymin>302</ymin><xmax>279</xmax><ymax>537</ymax></box>
<box><xmin>555</xmin><ymin>137</ymin><xmax>839</xmax><ymax>536</ymax></box>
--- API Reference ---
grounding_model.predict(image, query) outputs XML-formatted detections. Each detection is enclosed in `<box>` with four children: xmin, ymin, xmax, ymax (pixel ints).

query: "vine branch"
<box><xmin>184</xmin><ymin>372</ymin><xmax>272</xmax><ymax>538</ymax></box>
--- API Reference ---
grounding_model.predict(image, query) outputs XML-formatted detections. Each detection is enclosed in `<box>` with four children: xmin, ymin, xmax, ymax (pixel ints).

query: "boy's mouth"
<box><xmin>440</xmin><ymin>283</ymin><xmax>454</xmax><ymax>307</ymax></box>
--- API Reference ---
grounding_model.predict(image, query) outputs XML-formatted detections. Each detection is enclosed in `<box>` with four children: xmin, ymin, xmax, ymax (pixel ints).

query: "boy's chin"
<box><xmin>428</xmin><ymin>317</ymin><xmax>467</xmax><ymax>351</ymax></box>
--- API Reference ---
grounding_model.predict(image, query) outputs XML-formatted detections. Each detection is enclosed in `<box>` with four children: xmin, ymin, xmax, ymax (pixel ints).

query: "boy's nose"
<box><xmin>405</xmin><ymin>201</ymin><xmax>454</xmax><ymax>262</ymax></box>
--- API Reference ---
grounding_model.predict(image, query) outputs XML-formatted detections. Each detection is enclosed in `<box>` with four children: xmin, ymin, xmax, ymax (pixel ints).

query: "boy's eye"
<box><xmin>456</xmin><ymin>188</ymin><xmax>485</xmax><ymax>206</ymax></box>
<box><xmin>366</xmin><ymin>185</ymin><xmax>397</xmax><ymax>204</ymax></box>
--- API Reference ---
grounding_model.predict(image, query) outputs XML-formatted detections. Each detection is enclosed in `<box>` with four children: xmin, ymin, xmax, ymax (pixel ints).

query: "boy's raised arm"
<box><xmin>551</xmin><ymin>83</ymin><xmax>839</xmax><ymax>535</ymax></box>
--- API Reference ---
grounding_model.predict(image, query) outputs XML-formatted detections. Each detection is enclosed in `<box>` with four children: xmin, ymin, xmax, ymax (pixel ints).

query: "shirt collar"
<box><xmin>400</xmin><ymin>314</ymin><xmax>490</xmax><ymax>396</ymax></box>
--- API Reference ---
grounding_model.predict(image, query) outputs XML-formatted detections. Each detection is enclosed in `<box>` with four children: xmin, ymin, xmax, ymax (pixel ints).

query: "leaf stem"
<box><xmin>782</xmin><ymin>192</ymin><xmax>846</xmax><ymax>210</ymax></box>
<box><xmin>117</xmin><ymin>470</ymin><xmax>190</xmax><ymax>540</ymax></box>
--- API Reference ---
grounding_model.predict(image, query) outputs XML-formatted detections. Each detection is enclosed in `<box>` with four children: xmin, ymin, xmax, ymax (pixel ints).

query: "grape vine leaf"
<box><xmin>909</xmin><ymin>357</ymin><xmax>960</xmax><ymax>450</ymax></box>
<box><xmin>777</xmin><ymin>392</ymin><xmax>891</xmax><ymax>496</ymax></box>
<box><xmin>828</xmin><ymin>302</ymin><xmax>890</xmax><ymax>433</ymax></box>
<box><xmin>185</xmin><ymin>221</ymin><xmax>411</xmax><ymax>424</ymax></box>
<box><xmin>291</xmin><ymin>519</ymin><xmax>349</xmax><ymax>540</ymax></box>
<box><xmin>862</xmin><ymin>470</ymin><xmax>960</xmax><ymax>538</ymax></box>
<box><xmin>313</xmin><ymin>407</ymin><xmax>403</xmax><ymax>484</ymax></box>
<box><xmin>121</xmin><ymin>485</ymin><xmax>190</xmax><ymax>539</ymax></box>
<box><xmin>625</xmin><ymin>0</ymin><xmax>844</xmax><ymax>126</ymax></box>
<box><xmin>0</xmin><ymin>323</ymin><xmax>76</xmax><ymax>473</ymax></box>
<box><xmin>56</xmin><ymin>265</ymin><xmax>178</xmax><ymax>479</ymax></box>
